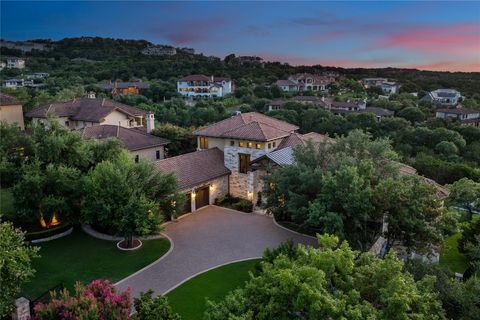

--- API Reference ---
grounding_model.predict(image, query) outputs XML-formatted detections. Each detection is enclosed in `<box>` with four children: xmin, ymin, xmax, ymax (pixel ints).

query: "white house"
<box><xmin>275</xmin><ymin>73</ymin><xmax>335</xmax><ymax>92</ymax></box>
<box><xmin>6</xmin><ymin>57</ymin><xmax>25</xmax><ymax>69</ymax></box>
<box><xmin>361</xmin><ymin>78</ymin><xmax>401</xmax><ymax>94</ymax></box>
<box><xmin>4</xmin><ymin>79</ymin><xmax>34</xmax><ymax>89</ymax></box>
<box><xmin>421</xmin><ymin>89</ymin><xmax>462</xmax><ymax>106</ymax></box>
<box><xmin>436</xmin><ymin>107</ymin><xmax>480</xmax><ymax>127</ymax></box>
<box><xmin>177</xmin><ymin>74</ymin><xmax>233</xmax><ymax>97</ymax></box>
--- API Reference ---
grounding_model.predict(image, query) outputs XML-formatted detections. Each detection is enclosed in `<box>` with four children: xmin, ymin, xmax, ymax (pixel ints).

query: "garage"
<box><xmin>195</xmin><ymin>186</ymin><xmax>210</xmax><ymax>210</ymax></box>
<box><xmin>179</xmin><ymin>192</ymin><xmax>192</xmax><ymax>216</ymax></box>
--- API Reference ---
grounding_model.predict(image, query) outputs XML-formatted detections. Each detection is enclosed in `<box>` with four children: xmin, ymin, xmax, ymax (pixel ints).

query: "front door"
<box><xmin>195</xmin><ymin>186</ymin><xmax>209</xmax><ymax>210</ymax></box>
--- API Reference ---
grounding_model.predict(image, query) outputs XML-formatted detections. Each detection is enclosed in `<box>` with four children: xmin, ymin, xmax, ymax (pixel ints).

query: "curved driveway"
<box><xmin>116</xmin><ymin>205</ymin><xmax>317</xmax><ymax>297</ymax></box>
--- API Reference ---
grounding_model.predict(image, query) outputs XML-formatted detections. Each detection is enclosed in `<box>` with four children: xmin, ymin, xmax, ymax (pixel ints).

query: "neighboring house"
<box><xmin>267</xmin><ymin>99</ymin><xmax>286</xmax><ymax>111</ymax></box>
<box><xmin>0</xmin><ymin>62</ymin><xmax>6</xmax><ymax>70</ymax></box>
<box><xmin>0</xmin><ymin>93</ymin><xmax>25</xmax><ymax>130</ymax></box>
<box><xmin>3</xmin><ymin>79</ymin><xmax>40</xmax><ymax>89</ymax></box>
<box><xmin>97</xmin><ymin>81</ymin><xmax>150</xmax><ymax>96</ymax></box>
<box><xmin>0</xmin><ymin>40</ymin><xmax>49</xmax><ymax>52</ymax></box>
<box><xmin>328</xmin><ymin>99</ymin><xmax>367</xmax><ymax>112</ymax></box>
<box><xmin>177</xmin><ymin>75</ymin><xmax>233</xmax><ymax>97</ymax></box>
<box><xmin>361</xmin><ymin>78</ymin><xmax>401</xmax><ymax>94</ymax></box>
<box><xmin>275</xmin><ymin>73</ymin><xmax>335</xmax><ymax>92</ymax></box>
<box><xmin>421</xmin><ymin>89</ymin><xmax>462</xmax><ymax>106</ymax></box>
<box><xmin>179</xmin><ymin>47</ymin><xmax>195</xmax><ymax>54</ymax></box>
<box><xmin>26</xmin><ymin>96</ymin><xmax>148</xmax><ymax>130</ymax></box>
<box><xmin>82</xmin><ymin>116</ymin><xmax>169</xmax><ymax>162</ymax></box>
<box><xmin>6</xmin><ymin>57</ymin><xmax>25</xmax><ymax>69</ymax></box>
<box><xmin>268</xmin><ymin>96</ymin><xmax>328</xmax><ymax>111</ymax></box>
<box><xmin>359</xmin><ymin>107</ymin><xmax>394</xmax><ymax>121</ymax></box>
<box><xmin>141</xmin><ymin>45</ymin><xmax>176</xmax><ymax>55</ymax></box>
<box><xmin>436</xmin><ymin>107</ymin><xmax>480</xmax><ymax>127</ymax></box>
<box><xmin>33</xmin><ymin>72</ymin><xmax>49</xmax><ymax>79</ymax></box>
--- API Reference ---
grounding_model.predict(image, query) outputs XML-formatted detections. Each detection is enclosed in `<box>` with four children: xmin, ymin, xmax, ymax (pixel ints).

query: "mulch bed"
<box><xmin>118</xmin><ymin>239</ymin><xmax>142</xmax><ymax>249</ymax></box>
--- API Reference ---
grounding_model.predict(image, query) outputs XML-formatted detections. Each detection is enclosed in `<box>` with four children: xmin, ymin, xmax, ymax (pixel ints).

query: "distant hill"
<box><xmin>1</xmin><ymin>37</ymin><xmax>479</xmax><ymax>99</ymax></box>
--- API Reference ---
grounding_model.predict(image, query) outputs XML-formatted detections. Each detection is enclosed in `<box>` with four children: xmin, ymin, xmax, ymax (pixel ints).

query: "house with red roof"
<box><xmin>177</xmin><ymin>74</ymin><xmax>233</xmax><ymax>97</ymax></box>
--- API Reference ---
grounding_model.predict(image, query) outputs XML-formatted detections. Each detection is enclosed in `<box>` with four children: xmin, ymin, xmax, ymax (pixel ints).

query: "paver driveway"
<box><xmin>116</xmin><ymin>205</ymin><xmax>317</xmax><ymax>297</ymax></box>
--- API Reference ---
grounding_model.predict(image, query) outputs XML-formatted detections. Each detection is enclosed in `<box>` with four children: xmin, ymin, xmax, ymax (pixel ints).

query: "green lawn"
<box><xmin>0</xmin><ymin>188</ymin><xmax>14</xmax><ymax>219</ymax></box>
<box><xmin>439</xmin><ymin>232</ymin><xmax>468</xmax><ymax>274</ymax></box>
<box><xmin>22</xmin><ymin>229</ymin><xmax>170</xmax><ymax>300</ymax></box>
<box><xmin>167</xmin><ymin>259</ymin><xmax>260</xmax><ymax>320</ymax></box>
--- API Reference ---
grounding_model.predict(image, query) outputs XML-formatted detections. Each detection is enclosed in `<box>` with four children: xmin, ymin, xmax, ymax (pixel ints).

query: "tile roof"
<box><xmin>277</xmin><ymin>132</ymin><xmax>331</xmax><ymax>150</ymax></box>
<box><xmin>398</xmin><ymin>164</ymin><xmax>450</xmax><ymax>198</ymax></box>
<box><xmin>0</xmin><ymin>93</ymin><xmax>21</xmax><ymax>105</ymax></box>
<box><xmin>437</xmin><ymin>107</ymin><xmax>479</xmax><ymax>115</ymax></box>
<box><xmin>154</xmin><ymin>148</ymin><xmax>231</xmax><ymax>190</ymax></box>
<box><xmin>26</xmin><ymin>98</ymin><xmax>146</xmax><ymax>122</ymax></box>
<box><xmin>193</xmin><ymin>112</ymin><xmax>298</xmax><ymax>141</ymax></box>
<box><xmin>179</xmin><ymin>74</ymin><xmax>230</xmax><ymax>82</ymax></box>
<box><xmin>82</xmin><ymin>125</ymin><xmax>169</xmax><ymax>151</ymax></box>
<box><xmin>97</xmin><ymin>81</ymin><xmax>150</xmax><ymax>90</ymax></box>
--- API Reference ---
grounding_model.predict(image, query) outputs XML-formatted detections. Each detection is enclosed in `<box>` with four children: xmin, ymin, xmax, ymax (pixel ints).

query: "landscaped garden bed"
<box><xmin>167</xmin><ymin>259</ymin><xmax>260</xmax><ymax>320</ymax></box>
<box><xmin>22</xmin><ymin>228</ymin><xmax>170</xmax><ymax>300</ymax></box>
<box><xmin>215</xmin><ymin>195</ymin><xmax>253</xmax><ymax>213</ymax></box>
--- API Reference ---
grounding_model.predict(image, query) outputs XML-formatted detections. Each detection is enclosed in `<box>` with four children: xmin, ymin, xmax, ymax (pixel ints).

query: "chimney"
<box><xmin>211</xmin><ymin>75</ymin><xmax>214</xmax><ymax>82</ymax></box>
<box><xmin>146</xmin><ymin>111</ymin><xmax>155</xmax><ymax>134</ymax></box>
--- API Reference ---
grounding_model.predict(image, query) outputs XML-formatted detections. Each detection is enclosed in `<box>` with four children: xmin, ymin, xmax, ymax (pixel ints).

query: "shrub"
<box><xmin>25</xmin><ymin>222</ymin><xmax>72</xmax><ymax>241</ymax></box>
<box><xmin>215</xmin><ymin>194</ymin><xmax>253</xmax><ymax>213</ymax></box>
<box><xmin>34</xmin><ymin>280</ymin><xmax>131</xmax><ymax>320</ymax></box>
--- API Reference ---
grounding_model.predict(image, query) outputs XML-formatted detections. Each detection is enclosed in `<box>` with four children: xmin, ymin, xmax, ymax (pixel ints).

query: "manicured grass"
<box><xmin>439</xmin><ymin>232</ymin><xmax>468</xmax><ymax>274</ymax></box>
<box><xmin>22</xmin><ymin>229</ymin><xmax>170</xmax><ymax>300</ymax></box>
<box><xmin>0</xmin><ymin>188</ymin><xmax>14</xmax><ymax>219</ymax></box>
<box><xmin>167</xmin><ymin>259</ymin><xmax>260</xmax><ymax>320</ymax></box>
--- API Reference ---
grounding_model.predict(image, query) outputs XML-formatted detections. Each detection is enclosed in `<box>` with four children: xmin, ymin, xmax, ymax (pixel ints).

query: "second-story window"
<box><xmin>247</xmin><ymin>142</ymin><xmax>253</xmax><ymax>148</ymax></box>
<box><xmin>256</xmin><ymin>143</ymin><xmax>261</xmax><ymax>149</ymax></box>
<box><xmin>239</xmin><ymin>153</ymin><xmax>251</xmax><ymax>174</ymax></box>
<box><xmin>239</xmin><ymin>141</ymin><xmax>244</xmax><ymax>147</ymax></box>
<box><xmin>230</xmin><ymin>140</ymin><xmax>235</xmax><ymax>146</ymax></box>
<box><xmin>200</xmin><ymin>137</ymin><xmax>209</xmax><ymax>149</ymax></box>
<box><xmin>272</xmin><ymin>142</ymin><xmax>277</xmax><ymax>148</ymax></box>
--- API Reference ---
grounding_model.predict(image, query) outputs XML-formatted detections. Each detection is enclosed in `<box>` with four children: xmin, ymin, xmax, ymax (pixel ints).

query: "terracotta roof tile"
<box><xmin>193</xmin><ymin>112</ymin><xmax>298</xmax><ymax>141</ymax></box>
<box><xmin>26</xmin><ymin>98</ymin><xmax>146</xmax><ymax>122</ymax></box>
<box><xmin>0</xmin><ymin>93</ymin><xmax>21</xmax><ymax>105</ymax></box>
<box><xmin>83</xmin><ymin>125</ymin><xmax>169</xmax><ymax>151</ymax></box>
<box><xmin>154</xmin><ymin>148</ymin><xmax>230</xmax><ymax>190</ymax></box>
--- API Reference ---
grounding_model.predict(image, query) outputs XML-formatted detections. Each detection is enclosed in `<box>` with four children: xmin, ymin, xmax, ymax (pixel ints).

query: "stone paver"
<box><xmin>116</xmin><ymin>205</ymin><xmax>317</xmax><ymax>297</ymax></box>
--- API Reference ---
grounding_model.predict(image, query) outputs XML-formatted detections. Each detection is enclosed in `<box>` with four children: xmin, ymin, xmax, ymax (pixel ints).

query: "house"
<box><xmin>82</xmin><ymin>113</ymin><xmax>169</xmax><ymax>162</ymax></box>
<box><xmin>26</xmin><ymin>95</ymin><xmax>148</xmax><ymax>130</ymax></box>
<box><xmin>361</xmin><ymin>78</ymin><xmax>401</xmax><ymax>94</ymax></box>
<box><xmin>275</xmin><ymin>73</ymin><xmax>335</xmax><ymax>92</ymax></box>
<box><xmin>179</xmin><ymin>47</ymin><xmax>195</xmax><ymax>54</ymax></box>
<box><xmin>177</xmin><ymin>75</ymin><xmax>233</xmax><ymax>97</ymax></box>
<box><xmin>141</xmin><ymin>45</ymin><xmax>176</xmax><ymax>56</ymax></box>
<box><xmin>267</xmin><ymin>99</ymin><xmax>286</xmax><ymax>111</ymax></box>
<box><xmin>0</xmin><ymin>93</ymin><xmax>25</xmax><ymax>130</ymax></box>
<box><xmin>33</xmin><ymin>72</ymin><xmax>49</xmax><ymax>79</ymax></box>
<box><xmin>6</xmin><ymin>57</ymin><xmax>25</xmax><ymax>69</ymax></box>
<box><xmin>359</xmin><ymin>107</ymin><xmax>394</xmax><ymax>121</ymax></box>
<box><xmin>436</xmin><ymin>107</ymin><xmax>480</xmax><ymax>127</ymax></box>
<box><xmin>3</xmin><ymin>79</ymin><xmax>38</xmax><ymax>89</ymax></box>
<box><xmin>0</xmin><ymin>62</ymin><xmax>6</xmax><ymax>70</ymax></box>
<box><xmin>97</xmin><ymin>81</ymin><xmax>150</xmax><ymax>96</ymax></box>
<box><xmin>268</xmin><ymin>96</ymin><xmax>329</xmax><ymax>111</ymax></box>
<box><xmin>328</xmin><ymin>99</ymin><xmax>367</xmax><ymax>113</ymax></box>
<box><xmin>421</xmin><ymin>89</ymin><xmax>462</xmax><ymax>106</ymax></box>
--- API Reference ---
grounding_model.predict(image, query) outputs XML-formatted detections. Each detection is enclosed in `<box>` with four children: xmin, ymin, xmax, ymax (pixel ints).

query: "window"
<box><xmin>256</xmin><ymin>143</ymin><xmax>261</xmax><ymax>149</ymax></box>
<box><xmin>239</xmin><ymin>153</ymin><xmax>251</xmax><ymax>174</ymax></box>
<box><xmin>247</xmin><ymin>142</ymin><xmax>253</xmax><ymax>148</ymax></box>
<box><xmin>135</xmin><ymin>155</ymin><xmax>139</xmax><ymax>163</ymax></box>
<box><xmin>230</xmin><ymin>141</ymin><xmax>235</xmax><ymax>146</ymax></box>
<box><xmin>272</xmin><ymin>142</ymin><xmax>276</xmax><ymax>148</ymax></box>
<box><xmin>200</xmin><ymin>137</ymin><xmax>209</xmax><ymax>149</ymax></box>
<box><xmin>156</xmin><ymin>150</ymin><xmax>161</xmax><ymax>160</ymax></box>
<box><xmin>268</xmin><ymin>143</ymin><xmax>272</xmax><ymax>149</ymax></box>
<box><xmin>239</xmin><ymin>141</ymin><xmax>244</xmax><ymax>147</ymax></box>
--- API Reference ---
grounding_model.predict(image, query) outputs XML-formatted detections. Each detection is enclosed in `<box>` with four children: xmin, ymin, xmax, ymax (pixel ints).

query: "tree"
<box><xmin>133</xmin><ymin>290</ymin><xmax>181</xmax><ymax>320</ymax></box>
<box><xmin>0</xmin><ymin>221</ymin><xmax>39</xmax><ymax>316</ymax></box>
<box><xmin>205</xmin><ymin>235</ymin><xmax>446</xmax><ymax>320</ymax></box>
<box><xmin>34</xmin><ymin>280</ymin><xmax>131</xmax><ymax>320</ymax></box>
<box><xmin>398</xmin><ymin>106</ymin><xmax>425</xmax><ymax>124</ymax></box>
<box><xmin>447</xmin><ymin>178</ymin><xmax>480</xmax><ymax>219</ymax></box>
<box><xmin>82</xmin><ymin>151</ymin><xmax>184</xmax><ymax>247</ymax></box>
<box><xmin>458</xmin><ymin>218</ymin><xmax>480</xmax><ymax>266</ymax></box>
<box><xmin>435</xmin><ymin>141</ymin><xmax>459</xmax><ymax>157</ymax></box>
<box><xmin>152</xmin><ymin>124</ymin><xmax>196</xmax><ymax>156</ymax></box>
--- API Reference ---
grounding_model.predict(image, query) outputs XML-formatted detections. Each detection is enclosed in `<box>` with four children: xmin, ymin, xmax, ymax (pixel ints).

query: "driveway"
<box><xmin>116</xmin><ymin>205</ymin><xmax>317</xmax><ymax>297</ymax></box>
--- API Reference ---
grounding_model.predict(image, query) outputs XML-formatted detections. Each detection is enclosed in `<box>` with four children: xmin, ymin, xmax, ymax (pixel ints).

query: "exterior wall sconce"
<box><xmin>191</xmin><ymin>192</ymin><xmax>196</xmax><ymax>199</ymax></box>
<box><xmin>247</xmin><ymin>191</ymin><xmax>253</xmax><ymax>200</ymax></box>
<box><xmin>210</xmin><ymin>184</ymin><xmax>215</xmax><ymax>191</ymax></box>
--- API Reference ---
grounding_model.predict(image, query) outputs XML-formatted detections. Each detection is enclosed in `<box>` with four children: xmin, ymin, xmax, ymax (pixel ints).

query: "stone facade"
<box><xmin>224</xmin><ymin>145</ymin><xmax>267</xmax><ymax>200</ymax></box>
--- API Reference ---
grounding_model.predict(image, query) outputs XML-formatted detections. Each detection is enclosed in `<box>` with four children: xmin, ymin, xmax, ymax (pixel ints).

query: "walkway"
<box><xmin>116</xmin><ymin>205</ymin><xmax>317</xmax><ymax>297</ymax></box>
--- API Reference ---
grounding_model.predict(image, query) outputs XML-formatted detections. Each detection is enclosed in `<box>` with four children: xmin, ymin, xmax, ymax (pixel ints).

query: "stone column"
<box><xmin>191</xmin><ymin>188</ymin><xmax>196</xmax><ymax>212</ymax></box>
<box><xmin>13</xmin><ymin>297</ymin><xmax>30</xmax><ymax>320</ymax></box>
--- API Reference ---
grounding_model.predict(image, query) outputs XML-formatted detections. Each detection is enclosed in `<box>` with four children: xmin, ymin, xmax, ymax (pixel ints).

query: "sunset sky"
<box><xmin>2</xmin><ymin>1</ymin><xmax>479</xmax><ymax>72</ymax></box>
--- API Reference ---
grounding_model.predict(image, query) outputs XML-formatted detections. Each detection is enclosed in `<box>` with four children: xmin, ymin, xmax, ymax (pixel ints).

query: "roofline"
<box><xmin>128</xmin><ymin>140</ymin><xmax>170</xmax><ymax>151</ymax></box>
<box><xmin>180</xmin><ymin>171</ymin><xmax>231</xmax><ymax>190</ymax></box>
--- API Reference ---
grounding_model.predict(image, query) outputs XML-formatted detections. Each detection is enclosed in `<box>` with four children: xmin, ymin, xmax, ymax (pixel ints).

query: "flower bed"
<box><xmin>215</xmin><ymin>195</ymin><xmax>253</xmax><ymax>213</ymax></box>
<box><xmin>25</xmin><ymin>223</ymin><xmax>73</xmax><ymax>241</ymax></box>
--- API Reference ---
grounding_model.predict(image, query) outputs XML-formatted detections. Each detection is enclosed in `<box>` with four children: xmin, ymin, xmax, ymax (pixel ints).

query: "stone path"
<box><xmin>116</xmin><ymin>205</ymin><xmax>317</xmax><ymax>297</ymax></box>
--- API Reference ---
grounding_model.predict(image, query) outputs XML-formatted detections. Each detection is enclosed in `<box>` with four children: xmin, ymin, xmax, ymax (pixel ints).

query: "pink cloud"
<box><xmin>378</xmin><ymin>23</ymin><xmax>480</xmax><ymax>56</ymax></box>
<box><xmin>399</xmin><ymin>61</ymin><xmax>480</xmax><ymax>72</ymax></box>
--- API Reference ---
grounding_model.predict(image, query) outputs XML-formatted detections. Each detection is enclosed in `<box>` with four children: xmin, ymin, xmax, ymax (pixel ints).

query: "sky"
<box><xmin>1</xmin><ymin>1</ymin><xmax>479</xmax><ymax>72</ymax></box>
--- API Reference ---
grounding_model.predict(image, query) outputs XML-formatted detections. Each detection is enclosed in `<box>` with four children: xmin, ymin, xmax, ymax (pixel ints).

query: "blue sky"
<box><xmin>2</xmin><ymin>1</ymin><xmax>479</xmax><ymax>71</ymax></box>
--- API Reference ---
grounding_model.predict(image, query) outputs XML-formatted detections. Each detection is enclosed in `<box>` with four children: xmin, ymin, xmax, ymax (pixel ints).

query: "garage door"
<box><xmin>195</xmin><ymin>186</ymin><xmax>209</xmax><ymax>210</ymax></box>
<box><xmin>179</xmin><ymin>193</ymin><xmax>191</xmax><ymax>216</ymax></box>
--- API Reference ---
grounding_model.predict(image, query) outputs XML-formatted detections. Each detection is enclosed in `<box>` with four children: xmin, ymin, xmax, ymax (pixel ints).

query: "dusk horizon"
<box><xmin>2</xmin><ymin>1</ymin><xmax>479</xmax><ymax>72</ymax></box>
